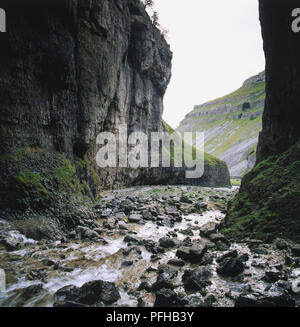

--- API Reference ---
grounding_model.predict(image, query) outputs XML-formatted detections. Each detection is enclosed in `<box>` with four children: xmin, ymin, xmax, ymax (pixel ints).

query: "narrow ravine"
<box><xmin>0</xmin><ymin>186</ymin><xmax>299</xmax><ymax>307</ymax></box>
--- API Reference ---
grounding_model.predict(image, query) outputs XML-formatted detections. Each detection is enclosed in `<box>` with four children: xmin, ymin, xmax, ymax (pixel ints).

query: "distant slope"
<box><xmin>162</xmin><ymin>120</ymin><xmax>231</xmax><ymax>187</ymax></box>
<box><xmin>176</xmin><ymin>72</ymin><xmax>265</xmax><ymax>177</ymax></box>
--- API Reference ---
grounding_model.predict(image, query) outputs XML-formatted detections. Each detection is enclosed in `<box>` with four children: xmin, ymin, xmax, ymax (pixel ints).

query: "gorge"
<box><xmin>0</xmin><ymin>0</ymin><xmax>299</xmax><ymax>308</ymax></box>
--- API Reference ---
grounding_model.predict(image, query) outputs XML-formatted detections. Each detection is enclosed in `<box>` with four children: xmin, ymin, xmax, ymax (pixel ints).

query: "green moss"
<box><xmin>231</xmin><ymin>179</ymin><xmax>241</xmax><ymax>186</ymax></box>
<box><xmin>0</xmin><ymin>148</ymin><xmax>91</xmax><ymax>210</ymax></box>
<box><xmin>221</xmin><ymin>141</ymin><xmax>300</xmax><ymax>242</ymax></box>
<box><xmin>163</xmin><ymin>120</ymin><xmax>175</xmax><ymax>135</ymax></box>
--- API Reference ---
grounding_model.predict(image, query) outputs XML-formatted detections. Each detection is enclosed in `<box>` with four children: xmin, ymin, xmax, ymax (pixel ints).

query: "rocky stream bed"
<box><xmin>0</xmin><ymin>186</ymin><xmax>299</xmax><ymax>307</ymax></box>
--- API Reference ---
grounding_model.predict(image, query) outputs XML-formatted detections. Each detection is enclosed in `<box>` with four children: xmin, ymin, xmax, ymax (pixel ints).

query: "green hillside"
<box><xmin>177</xmin><ymin>71</ymin><xmax>265</xmax><ymax>177</ymax></box>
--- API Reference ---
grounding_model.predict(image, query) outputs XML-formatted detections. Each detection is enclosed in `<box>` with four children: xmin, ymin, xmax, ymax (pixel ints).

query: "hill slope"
<box><xmin>177</xmin><ymin>72</ymin><xmax>266</xmax><ymax>177</ymax></box>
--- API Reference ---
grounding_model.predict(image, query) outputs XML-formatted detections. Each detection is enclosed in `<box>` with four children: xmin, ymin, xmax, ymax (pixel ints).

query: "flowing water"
<box><xmin>0</xmin><ymin>186</ymin><xmax>298</xmax><ymax>307</ymax></box>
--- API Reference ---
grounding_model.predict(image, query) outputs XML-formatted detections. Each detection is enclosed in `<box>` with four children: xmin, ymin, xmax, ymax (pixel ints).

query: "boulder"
<box><xmin>154</xmin><ymin>288</ymin><xmax>185</xmax><ymax>307</ymax></box>
<box><xmin>158</xmin><ymin>237</ymin><xmax>179</xmax><ymax>249</ymax></box>
<box><xmin>199</xmin><ymin>222</ymin><xmax>218</xmax><ymax>237</ymax></box>
<box><xmin>235</xmin><ymin>294</ymin><xmax>295</xmax><ymax>307</ymax></box>
<box><xmin>54</xmin><ymin>280</ymin><xmax>120</xmax><ymax>306</ymax></box>
<box><xmin>217</xmin><ymin>257</ymin><xmax>244</xmax><ymax>277</ymax></box>
<box><xmin>128</xmin><ymin>214</ymin><xmax>142</xmax><ymax>223</ymax></box>
<box><xmin>182</xmin><ymin>268</ymin><xmax>212</xmax><ymax>293</ymax></box>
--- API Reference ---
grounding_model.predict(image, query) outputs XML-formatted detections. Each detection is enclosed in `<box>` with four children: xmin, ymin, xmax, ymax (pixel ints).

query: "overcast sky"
<box><xmin>151</xmin><ymin>0</ymin><xmax>265</xmax><ymax>129</ymax></box>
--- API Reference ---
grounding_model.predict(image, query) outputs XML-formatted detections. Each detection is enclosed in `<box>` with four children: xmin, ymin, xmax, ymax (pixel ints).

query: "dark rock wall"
<box><xmin>0</xmin><ymin>0</ymin><xmax>170</xmax><ymax>185</ymax></box>
<box><xmin>257</xmin><ymin>0</ymin><xmax>300</xmax><ymax>162</ymax></box>
<box><xmin>222</xmin><ymin>0</ymin><xmax>300</xmax><ymax>242</ymax></box>
<box><xmin>0</xmin><ymin>0</ymin><xmax>230</xmax><ymax>190</ymax></box>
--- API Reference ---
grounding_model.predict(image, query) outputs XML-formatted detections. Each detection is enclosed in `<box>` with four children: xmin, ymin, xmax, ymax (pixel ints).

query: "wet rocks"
<box><xmin>195</xmin><ymin>202</ymin><xmax>208</xmax><ymax>211</ymax></box>
<box><xmin>158</xmin><ymin>237</ymin><xmax>180</xmax><ymax>249</ymax></box>
<box><xmin>54</xmin><ymin>280</ymin><xmax>120</xmax><ymax>306</ymax></box>
<box><xmin>199</xmin><ymin>222</ymin><xmax>218</xmax><ymax>237</ymax></box>
<box><xmin>176</xmin><ymin>241</ymin><xmax>208</xmax><ymax>263</ymax></box>
<box><xmin>41</xmin><ymin>259</ymin><xmax>56</xmax><ymax>267</ymax></box>
<box><xmin>118</xmin><ymin>221</ymin><xmax>128</xmax><ymax>230</ymax></box>
<box><xmin>235</xmin><ymin>293</ymin><xmax>295</xmax><ymax>307</ymax></box>
<box><xmin>209</xmin><ymin>233</ymin><xmax>230</xmax><ymax>245</ymax></box>
<box><xmin>180</xmin><ymin>195</ymin><xmax>193</xmax><ymax>204</ymax></box>
<box><xmin>22</xmin><ymin>284</ymin><xmax>45</xmax><ymax>299</ymax></box>
<box><xmin>124</xmin><ymin>235</ymin><xmax>139</xmax><ymax>244</ymax></box>
<box><xmin>152</xmin><ymin>265</ymin><xmax>179</xmax><ymax>291</ymax></box>
<box><xmin>275</xmin><ymin>238</ymin><xmax>288</xmax><ymax>250</ymax></box>
<box><xmin>182</xmin><ymin>268</ymin><xmax>212</xmax><ymax>294</ymax></box>
<box><xmin>263</xmin><ymin>270</ymin><xmax>287</xmax><ymax>283</ymax></box>
<box><xmin>128</xmin><ymin>214</ymin><xmax>143</xmax><ymax>223</ymax></box>
<box><xmin>252</xmin><ymin>247</ymin><xmax>269</xmax><ymax>255</ymax></box>
<box><xmin>217</xmin><ymin>256</ymin><xmax>245</xmax><ymax>277</ymax></box>
<box><xmin>291</xmin><ymin>246</ymin><xmax>300</xmax><ymax>257</ymax></box>
<box><xmin>0</xmin><ymin>237</ymin><xmax>20</xmax><ymax>252</ymax></box>
<box><xmin>291</xmin><ymin>279</ymin><xmax>300</xmax><ymax>294</ymax></box>
<box><xmin>76</xmin><ymin>226</ymin><xmax>103</xmax><ymax>242</ymax></box>
<box><xmin>154</xmin><ymin>288</ymin><xmax>186</xmax><ymax>307</ymax></box>
<box><xmin>167</xmin><ymin>259</ymin><xmax>185</xmax><ymax>267</ymax></box>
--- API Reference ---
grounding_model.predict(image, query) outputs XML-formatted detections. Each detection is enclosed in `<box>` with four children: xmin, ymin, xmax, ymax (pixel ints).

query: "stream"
<box><xmin>0</xmin><ymin>185</ymin><xmax>299</xmax><ymax>307</ymax></box>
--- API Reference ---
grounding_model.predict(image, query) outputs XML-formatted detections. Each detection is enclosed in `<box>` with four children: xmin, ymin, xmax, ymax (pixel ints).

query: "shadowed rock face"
<box><xmin>257</xmin><ymin>0</ymin><xmax>300</xmax><ymax>162</ymax></box>
<box><xmin>0</xmin><ymin>0</ymin><xmax>171</xmax><ymax>157</ymax></box>
<box><xmin>222</xmin><ymin>0</ymin><xmax>300</xmax><ymax>242</ymax></box>
<box><xmin>0</xmin><ymin>0</ymin><xmax>230</xmax><ymax>190</ymax></box>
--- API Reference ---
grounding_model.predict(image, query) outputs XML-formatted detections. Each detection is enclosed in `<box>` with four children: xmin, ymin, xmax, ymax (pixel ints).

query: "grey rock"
<box><xmin>199</xmin><ymin>222</ymin><xmax>218</xmax><ymax>237</ymax></box>
<box><xmin>217</xmin><ymin>257</ymin><xmax>244</xmax><ymax>277</ymax></box>
<box><xmin>128</xmin><ymin>214</ymin><xmax>142</xmax><ymax>223</ymax></box>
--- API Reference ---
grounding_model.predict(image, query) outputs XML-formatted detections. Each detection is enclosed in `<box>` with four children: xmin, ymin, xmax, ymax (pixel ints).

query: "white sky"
<box><xmin>152</xmin><ymin>0</ymin><xmax>265</xmax><ymax>129</ymax></box>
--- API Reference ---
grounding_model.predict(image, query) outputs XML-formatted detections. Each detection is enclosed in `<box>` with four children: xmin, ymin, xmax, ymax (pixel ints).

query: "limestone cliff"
<box><xmin>0</xmin><ymin>0</ymin><xmax>230</xmax><ymax>213</ymax></box>
<box><xmin>257</xmin><ymin>0</ymin><xmax>300</xmax><ymax>162</ymax></box>
<box><xmin>222</xmin><ymin>0</ymin><xmax>300</xmax><ymax>242</ymax></box>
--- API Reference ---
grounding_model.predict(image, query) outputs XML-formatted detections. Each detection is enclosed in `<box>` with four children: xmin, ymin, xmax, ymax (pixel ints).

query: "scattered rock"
<box><xmin>216</xmin><ymin>250</ymin><xmax>238</xmax><ymax>263</ymax></box>
<box><xmin>199</xmin><ymin>222</ymin><xmax>218</xmax><ymax>237</ymax></box>
<box><xmin>182</xmin><ymin>268</ymin><xmax>212</xmax><ymax>294</ymax></box>
<box><xmin>167</xmin><ymin>259</ymin><xmax>185</xmax><ymax>267</ymax></box>
<box><xmin>158</xmin><ymin>237</ymin><xmax>179</xmax><ymax>249</ymax></box>
<box><xmin>209</xmin><ymin>233</ymin><xmax>230</xmax><ymax>245</ymax></box>
<box><xmin>118</xmin><ymin>221</ymin><xmax>128</xmax><ymax>230</ymax></box>
<box><xmin>128</xmin><ymin>214</ymin><xmax>142</xmax><ymax>223</ymax></box>
<box><xmin>77</xmin><ymin>226</ymin><xmax>102</xmax><ymax>241</ymax></box>
<box><xmin>217</xmin><ymin>257</ymin><xmax>244</xmax><ymax>277</ymax></box>
<box><xmin>275</xmin><ymin>239</ymin><xmax>288</xmax><ymax>250</ymax></box>
<box><xmin>195</xmin><ymin>202</ymin><xmax>208</xmax><ymax>211</ymax></box>
<box><xmin>252</xmin><ymin>247</ymin><xmax>269</xmax><ymax>255</ymax></box>
<box><xmin>54</xmin><ymin>280</ymin><xmax>120</xmax><ymax>306</ymax></box>
<box><xmin>154</xmin><ymin>288</ymin><xmax>185</xmax><ymax>307</ymax></box>
<box><xmin>0</xmin><ymin>238</ymin><xmax>20</xmax><ymax>252</ymax></box>
<box><xmin>291</xmin><ymin>245</ymin><xmax>300</xmax><ymax>257</ymax></box>
<box><xmin>41</xmin><ymin>259</ymin><xmax>56</xmax><ymax>267</ymax></box>
<box><xmin>235</xmin><ymin>294</ymin><xmax>295</xmax><ymax>307</ymax></box>
<box><xmin>124</xmin><ymin>235</ymin><xmax>139</xmax><ymax>244</ymax></box>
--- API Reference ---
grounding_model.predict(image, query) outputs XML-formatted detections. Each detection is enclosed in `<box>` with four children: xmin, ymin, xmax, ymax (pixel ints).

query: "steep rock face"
<box><xmin>222</xmin><ymin>0</ymin><xmax>300</xmax><ymax>242</ymax></box>
<box><xmin>0</xmin><ymin>0</ymin><xmax>171</xmax><ymax>190</ymax></box>
<box><xmin>257</xmin><ymin>0</ymin><xmax>300</xmax><ymax>162</ymax></box>
<box><xmin>0</xmin><ymin>0</ymin><xmax>230</xmax><ymax>199</ymax></box>
<box><xmin>177</xmin><ymin>72</ymin><xmax>265</xmax><ymax>177</ymax></box>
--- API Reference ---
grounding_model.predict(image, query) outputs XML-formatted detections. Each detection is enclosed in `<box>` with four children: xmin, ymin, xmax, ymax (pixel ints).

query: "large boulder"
<box><xmin>54</xmin><ymin>280</ymin><xmax>120</xmax><ymax>306</ymax></box>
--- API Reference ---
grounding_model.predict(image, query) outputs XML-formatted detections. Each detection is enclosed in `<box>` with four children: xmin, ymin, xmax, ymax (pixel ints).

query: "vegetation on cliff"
<box><xmin>177</xmin><ymin>72</ymin><xmax>265</xmax><ymax>177</ymax></box>
<box><xmin>163</xmin><ymin>121</ymin><xmax>231</xmax><ymax>187</ymax></box>
<box><xmin>221</xmin><ymin>140</ymin><xmax>300</xmax><ymax>242</ymax></box>
<box><xmin>0</xmin><ymin>148</ymin><xmax>95</xmax><ymax>211</ymax></box>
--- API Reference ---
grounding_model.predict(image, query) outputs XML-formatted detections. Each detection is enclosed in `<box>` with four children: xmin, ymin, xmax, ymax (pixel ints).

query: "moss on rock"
<box><xmin>221</xmin><ymin>140</ymin><xmax>300</xmax><ymax>242</ymax></box>
<box><xmin>0</xmin><ymin>148</ymin><xmax>90</xmax><ymax>210</ymax></box>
